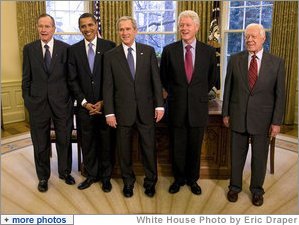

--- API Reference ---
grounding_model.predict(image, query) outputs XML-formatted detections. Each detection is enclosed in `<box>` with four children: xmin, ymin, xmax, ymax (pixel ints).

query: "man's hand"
<box><xmin>84</xmin><ymin>102</ymin><xmax>102</xmax><ymax>115</ymax></box>
<box><xmin>269</xmin><ymin>124</ymin><xmax>280</xmax><ymax>139</ymax></box>
<box><xmin>106</xmin><ymin>115</ymin><xmax>117</xmax><ymax>128</ymax></box>
<box><xmin>93</xmin><ymin>101</ymin><xmax>103</xmax><ymax>114</ymax></box>
<box><xmin>223</xmin><ymin>116</ymin><xmax>230</xmax><ymax>128</ymax></box>
<box><xmin>155</xmin><ymin>109</ymin><xmax>164</xmax><ymax>123</ymax></box>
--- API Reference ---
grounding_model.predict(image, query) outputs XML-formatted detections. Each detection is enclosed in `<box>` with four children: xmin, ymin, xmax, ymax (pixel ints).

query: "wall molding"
<box><xmin>2</xmin><ymin>80</ymin><xmax>25</xmax><ymax>124</ymax></box>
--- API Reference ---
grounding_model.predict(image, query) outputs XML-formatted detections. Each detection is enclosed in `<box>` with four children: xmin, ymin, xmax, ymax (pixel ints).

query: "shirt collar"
<box><xmin>122</xmin><ymin>41</ymin><xmax>136</xmax><ymax>52</ymax></box>
<box><xmin>41</xmin><ymin>38</ymin><xmax>54</xmax><ymax>49</ymax></box>
<box><xmin>84</xmin><ymin>37</ymin><xmax>97</xmax><ymax>48</ymax></box>
<box><xmin>182</xmin><ymin>39</ymin><xmax>196</xmax><ymax>50</ymax></box>
<box><xmin>249</xmin><ymin>48</ymin><xmax>263</xmax><ymax>60</ymax></box>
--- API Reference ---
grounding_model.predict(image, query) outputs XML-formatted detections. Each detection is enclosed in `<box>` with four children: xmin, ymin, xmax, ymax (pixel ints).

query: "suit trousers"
<box><xmin>170</xmin><ymin>125</ymin><xmax>204</xmax><ymax>185</ymax></box>
<box><xmin>30</xmin><ymin>105</ymin><xmax>73</xmax><ymax>181</ymax></box>
<box><xmin>116</xmin><ymin>119</ymin><xmax>157</xmax><ymax>188</ymax></box>
<box><xmin>79</xmin><ymin>111</ymin><xmax>114</xmax><ymax>181</ymax></box>
<box><xmin>229</xmin><ymin>130</ymin><xmax>270</xmax><ymax>195</ymax></box>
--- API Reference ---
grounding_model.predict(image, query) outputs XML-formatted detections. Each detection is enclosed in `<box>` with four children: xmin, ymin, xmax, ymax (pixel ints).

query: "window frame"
<box><xmin>220</xmin><ymin>1</ymin><xmax>273</xmax><ymax>98</ymax></box>
<box><xmin>132</xmin><ymin>1</ymin><xmax>177</xmax><ymax>55</ymax></box>
<box><xmin>45</xmin><ymin>1</ymin><xmax>90</xmax><ymax>44</ymax></box>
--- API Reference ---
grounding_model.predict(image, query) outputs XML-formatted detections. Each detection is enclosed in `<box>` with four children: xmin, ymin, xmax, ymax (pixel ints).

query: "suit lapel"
<box><xmin>135</xmin><ymin>43</ymin><xmax>144</xmax><ymax>81</ymax></box>
<box><xmin>33</xmin><ymin>41</ymin><xmax>46</xmax><ymax>71</ymax></box>
<box><xmin>175</xmin><ymin>42</ymin><xmax>188</xmax><ymax>83</ymax></box>
<box><xmin>253</xmin><ymin>52</ymin><xmax>270</xmax><ymax>92</ymax></box>
<box><xmin>239</xmin><ymin>51</ymin><xmax>250</xmax><ymax>91</ymax></box>
<box><xmin>192</xmin><ymin>41</ymin><xmax>206</xmax><ymax>83</ymax></box>
<box><xmin>115</xmin><ymin>45</ymin><xmax>134</xmax><ymax>81</ymax></box>
<box><xmin>93</xmin><ymin>38</ymin><xmax>103</xmax><ymax>75</ymax></box>
<box><xmin>78</xmin><ymin>40</ymin><xmax>92</xmax><ymax>76</ymax></box>
<box><xmin>48</xmin><ymin>40</ymin><xmax>59</xmax><ymax>74</ymax></box>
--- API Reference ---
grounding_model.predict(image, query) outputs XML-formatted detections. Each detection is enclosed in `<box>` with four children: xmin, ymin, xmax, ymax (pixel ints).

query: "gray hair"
<box><xmin>117</xmin><ymin>16</ymin><xmax>137</xmax><ymax>30</ymax></box>
<box><xmin>245</xmin><ymin>23</ymin><xmax>266</xmax><ymax>38</ymax></box>
<box><xmin>178</xmin><ymin>10</ymin><xmax>200</xmax><ymax>26</ymax></box>
<box><xmin>37</xmin><ymin>13</ymin><xmax>55</xmax><ymax>27</ymax></box>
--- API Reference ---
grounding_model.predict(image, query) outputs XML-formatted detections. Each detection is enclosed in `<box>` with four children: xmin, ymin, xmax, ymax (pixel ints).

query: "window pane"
<box><xmin>246</xmin><ymin>1</ymin><xmax>261</xmax><ymax>6</ymax></box>
<box><xmin>136</xmin><ymin>34</ymin><xmax>175</xmax><ymax>55</ymax></box>
<box><xmin>245</xmin><ymin>7</ymin><xmax>260</xmax><ymax>27</ymax></box>
<box><xmin>46</xmin><ymin>1</ymin><xmax>86</xmax><ymax>45</ymax></box>
<box><xmin>227</xmin><ymin>33</ymin><xmax>243</xmax><ymax>55</ymax></box>
<box><xmin>261</xmin><ymin>6</ymin><xmax>273</xmax><ymax>28</ymax></box>
<box><xmin>230</xmin><ymin>1</ymin><xmax>244</xmax><ymax>7</ymax></box>
<box><xmin>262</xmin><ymin>1</ymin><xmax>273</xmax><ymax>5</ymax></box>
<box><xmin>162</xmin><ymin>11</ymin><xmax>176</xmax><ymax>32</ymax></box>
<box><xmin>264</xmin><ymin>31</ymin><xmax>271</xmax><ymax>52</ymax></box>
<box><xmin>229</xmin><ymin>8</ymin><xmax>244</xmax><ymax>29</ymax></box>
<box><xmin>148</xmin><ymin>13</ymin><xmax>162</xmax><ymax>32</ymax></box>
<box><xmin>136</xmin><ymin>12</ymin><xmax>147</xmax><ymax>31</ymax></box>
<box><xmin>54</xmin><ymin>34</ymin><xmax>82</xmax><ymax>45</ymax></box>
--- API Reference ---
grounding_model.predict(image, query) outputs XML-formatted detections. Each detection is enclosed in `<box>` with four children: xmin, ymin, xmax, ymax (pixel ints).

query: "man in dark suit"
<box><xmin>103</xmin><ymin>16</ymin><xmax>164</xmax><ymax>198</ymax></box>
<box><xmin>68</xmin><ymin>13</ymin><xmax>116</xmax><ymax>192</ymax></box>
<box><xmin>222</xmin><ymin>23</ymin><xmax>285</xmax><ymax>206</ymax></box>
<box><xmin>22</xmin><ymin>14</ymin><xmax>75</xmax><ymax>192</ymax></box>
<box><xmin>160</xmin><ymin>10</ymin><xmax>217</xmax><ymax>195</ymax></box>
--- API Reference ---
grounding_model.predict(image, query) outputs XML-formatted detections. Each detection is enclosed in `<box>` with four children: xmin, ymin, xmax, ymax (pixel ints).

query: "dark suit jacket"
<box><xmin>22</xmin><ymin>39</ymin><xmax>72</xmax><ymax>117</ymax></box>
<box><xmin>68</xmin><ymin>38</ymin><xmax>116</xmax><ymax>109</ymax></box>
<box><xmin>103</xmin><ymin>43</ymin><xmax>164</xmax><ymax>126</ymax></box>
<box><xmin>160</xmin><ymin>40</ymin><xmax>217</xmax><ymax>127</ymax></box>
<box><xmin>222</xmin><ymin>50</ymin><xmax>285</xmax><ymax>134</ymax></box>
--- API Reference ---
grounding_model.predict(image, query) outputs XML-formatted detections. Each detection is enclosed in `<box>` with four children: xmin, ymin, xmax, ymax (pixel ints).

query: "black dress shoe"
<box><xmin>38</xmin><ymin>180</ymin><xmax>48</xmax><ymax>192</ymax></box>
<box><xmin>227</xmin><ymin>190</ymin><xmax>238</xmax><ymax>202</ymax></box>
<box><xmin>123</xmin><ymin>185</ymin><xmax>134</xmax><ymax>198</ymax></box>
<box><xmin>145</xmin><ymin>186</ymin><xmax>155</xmax><ymax>197</ymax></box>
<box><xmin>78</xmin><ymin>178</ymin><xmax>95</xmax><ymax>190</ymax></box>
<box><xmin>169</xmin><ymin>182</ymin><xmax>181</xmax><ymax>194</ymax></box>
<box><xmin>102</xmin><ymin>180</ymin><xmax>112</xmax><ymax>192</ymax></box>
<box><xmin>59</xmin><ymin>174</ymin><xmax>75</xmax><ymax>185</ymax></box>
<box><xmin>252</xmin><ymin>193</ymin><xmax>264</xmax><ymax>206</ymax></box>
<box><xmin>188</xmin><ymin>182</ymin><xmax>202</xmax><ymax>195</ymax></box>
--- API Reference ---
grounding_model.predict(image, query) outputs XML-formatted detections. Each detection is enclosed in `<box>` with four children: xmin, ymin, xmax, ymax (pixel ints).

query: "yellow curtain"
<box><xmin>16</xmin><ymin>2</ymin><xmax>45</xmax><ymax>123</ymax></box>
<box><xmin>16</xmin><ymin>2</ymin><xmax>46</xmax><ymax>61</ymax></box>
<box><xmin>177</xmin><ymin>1</ymin><xmax>213</xmax><ymax>43</ymax></box>
<box><xmin>270</xmin><ymin>2</ymin><xmax>298</xmax><ymax>124</ymax></box>
<box><xmin>100</xmin><ymin>1</ymin><xmax>132</xmax><ymax>44</ymax></box>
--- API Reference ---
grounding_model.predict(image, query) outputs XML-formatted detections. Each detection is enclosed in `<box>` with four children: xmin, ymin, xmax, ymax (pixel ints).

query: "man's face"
<box><xmin>118</xmin><ymin>20</ymin><xmax>137</xmax><ymax>46</ymax></box>
<box><xmin>245</xmin><ymin>26</ymin><xmax>266</xmax><ymax>53</ymax></box>
<box><xmin>79</xmin><ymin>17</ymin><xmax>98</xmax><ymax>42</ymax></box>
<box><xmin>179</xmin><ymin>16</ymin><xmax>199</xmax><ymax>44</ymax></box>
<box><xmin>37</xmin><ymin>16</ymin><xmax>55</xmax><ymax>43</ymax></box>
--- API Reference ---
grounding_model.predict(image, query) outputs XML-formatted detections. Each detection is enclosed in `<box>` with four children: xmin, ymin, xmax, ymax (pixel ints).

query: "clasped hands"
<box><xmin>84</xmin><ymin>101</ymin><xmax>103</xmax><ymax>115</ymax></box>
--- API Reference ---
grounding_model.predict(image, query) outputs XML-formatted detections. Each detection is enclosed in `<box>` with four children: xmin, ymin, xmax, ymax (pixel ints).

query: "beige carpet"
<box><xmin>1</xmin><ymin>133</ymin><xmax>298</xmax><ymax>214</ymax></box>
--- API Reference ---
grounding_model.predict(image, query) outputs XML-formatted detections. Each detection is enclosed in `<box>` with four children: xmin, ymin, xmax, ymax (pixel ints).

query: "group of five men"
<box><xmin>22</xmin><ymin>10</ymin><xmax>285</xmax><ymax>207</ymax></box>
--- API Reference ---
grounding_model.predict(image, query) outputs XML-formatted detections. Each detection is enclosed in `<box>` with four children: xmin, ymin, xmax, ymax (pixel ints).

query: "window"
<box><xmin>46</xmin><ymin>1</ymin><xmax>89</xmax><ymax>44</ymax></box>
<box><xmin>221</xmin><ymin>1</ymin><xmax>274</xmax><ymax>92</ymax></box>
<box><xmin>133</xmin><ymin>1</ymin><xmax>177</xmax><ymax>56</ymax></box>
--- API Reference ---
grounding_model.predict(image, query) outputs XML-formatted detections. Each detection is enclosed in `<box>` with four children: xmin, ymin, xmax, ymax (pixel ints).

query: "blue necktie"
<box><xmin>44</xmin><ymin>44</ymin><xmax>51</xmax><ymax>72</ymax></box>
<box><xmin>88</xmin><ymin>42</ymin><xmax>95</xmax><ymax>72</ymax></box>
<box><xmin>127</xmin><ymin>47</ymin><xmax>135</xmax><ymax>79</ymax></box>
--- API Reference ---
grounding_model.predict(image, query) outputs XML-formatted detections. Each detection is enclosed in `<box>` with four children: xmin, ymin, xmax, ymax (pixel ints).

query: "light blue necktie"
<box><xmin>88</xmin><ymin>42</ymin><xmax>95</xmax><ymax>72</ymax></box>
<box><xmin>127</xmin><ymin>47</ymin><xmax>135</xmax><ymax>79</ymax></box>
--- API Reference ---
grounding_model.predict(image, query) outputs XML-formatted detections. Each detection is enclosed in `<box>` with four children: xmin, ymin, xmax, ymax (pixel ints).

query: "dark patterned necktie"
<box><xmin>185</xmin><ymin>45</ymin><xmax>193</xmax><ymax>83</ymax></box>
<box><xmin>44</xmin><ymin>44</ymin><xmax>51</xmax><ymax>72</ymax></box>
<box><xmin>127</xmin><ymin>47</ymin><xmax>135</xmax><ymax>79</ymax></box>
<box><xmin>248</xmin><ymin>54</ymin><xmax>258</xmax><ymax>91</ymax></box>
